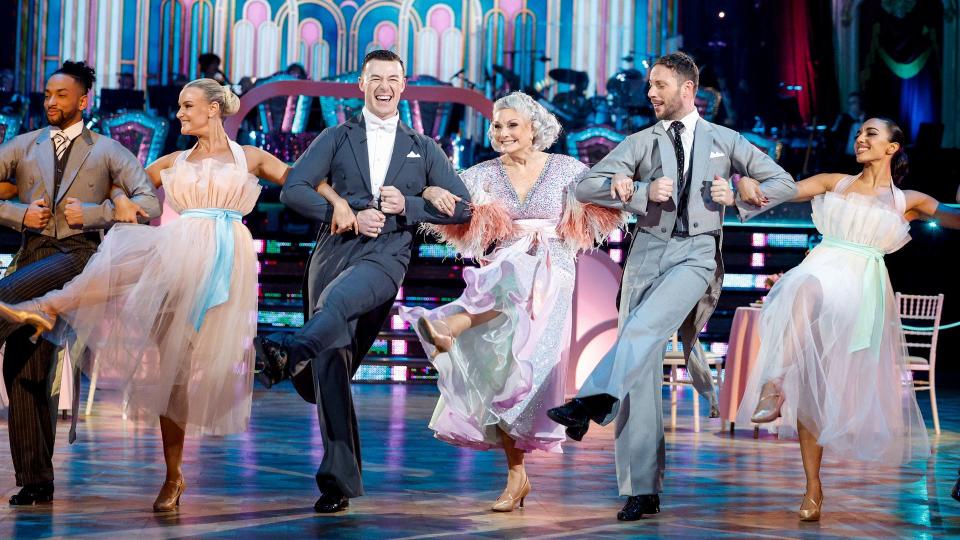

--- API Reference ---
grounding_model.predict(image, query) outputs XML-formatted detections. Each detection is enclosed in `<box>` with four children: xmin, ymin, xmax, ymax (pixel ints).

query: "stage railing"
<box><xmin>223</xmin><ymin>80</ymin><xmax>494</xmax><ymax>139</ymax></box>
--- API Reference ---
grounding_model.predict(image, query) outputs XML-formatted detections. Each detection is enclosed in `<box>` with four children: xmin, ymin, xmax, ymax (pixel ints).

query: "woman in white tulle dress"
<box><xmin>736</xmin><ymin>117</ymin><xmax>960</xmax><ymax>521</ymax></box>
<box><xmin>0</xmin><ymin>79</ymin><xmax>356</xmax><ymax>512</ymax></box>
<box><xmin>399</xmin><ymin>93</ymin><xmax>623</xmax><ymax>512</ymax></box>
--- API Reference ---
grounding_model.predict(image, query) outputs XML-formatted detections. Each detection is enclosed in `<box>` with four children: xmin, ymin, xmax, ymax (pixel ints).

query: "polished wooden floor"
<box><xmin>1</xmin><ymin>382</ymin><xmax>959</xmax><ymax>539</ymax></box>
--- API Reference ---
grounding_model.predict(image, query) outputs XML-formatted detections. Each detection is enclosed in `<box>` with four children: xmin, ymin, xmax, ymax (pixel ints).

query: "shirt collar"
<box><xmin>50</xmin><ymin>120</ymin><xmax>84</xmax><ymax>141</ymax></box>
<box><xmin>660</xmin><ymin>108</ymin><xmax>700</xmax><ymax>135</ymax></box>
<box><xmin>362</xmin><ymin>107</ymin><xmax>399</xmax><ymax>133</ymax></box>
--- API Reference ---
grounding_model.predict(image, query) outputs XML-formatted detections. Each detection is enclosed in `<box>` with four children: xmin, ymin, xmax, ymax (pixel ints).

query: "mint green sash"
<box><xmin>819</xmin><ymin>235</ymin><xmax>886</xmax><ymax>354</ymax></box>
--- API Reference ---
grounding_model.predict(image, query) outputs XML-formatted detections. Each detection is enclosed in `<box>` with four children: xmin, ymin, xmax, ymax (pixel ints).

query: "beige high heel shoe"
<box><xmin>0</xmin><ymin>301</ymin><xmax>56</xmax><ymax>342</ymax></box>
<box><xmin>417</xmin><ymin>317</ymin><xmax>455</xmax><ymax>358</ymax></box>
<box><xmin>798</xmin><ymin>492</ymin><xmax>823</xmax><ymax>521</ymax></box>
<box><xmin>750</xmin><ymin>382</ymin><xmax>784</xmax><ymax>423</ymax></box>
<box><xmin>153</xmin><ymin>477</ymin><xmax>186</xmax><ymax>512</ymax></box>
<box><xmin>491</xmin><ymin>474</ymin><xmax>531</xmax><ymax>512</ymax></box>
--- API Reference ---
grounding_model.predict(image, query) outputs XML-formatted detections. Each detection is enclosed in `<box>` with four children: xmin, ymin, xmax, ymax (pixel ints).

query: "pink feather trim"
<box><xmin>558</xmin><ymin>188</ymin><xmax>626</xmax><ymax>251</ymax></box>
<box><xmin>421</xmin><ymin>200</ymin><xmax>515</xmax><ymax>258</ymax></box>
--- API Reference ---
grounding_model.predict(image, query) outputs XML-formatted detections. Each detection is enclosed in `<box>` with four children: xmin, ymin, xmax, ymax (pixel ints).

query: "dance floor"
<box><xmin>1</xmin><ymin>383</ymin><xmax>959</xmax><ymax>539</ymax></box>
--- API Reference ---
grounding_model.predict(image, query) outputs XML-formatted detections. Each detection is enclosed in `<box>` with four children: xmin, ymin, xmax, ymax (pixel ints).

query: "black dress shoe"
<box><xmin>952</xmin><ymin>474</ymin><xmax>960</xmax><ymax>502</ymax></box>
<box><xmin>314</xmin><ymin>489</ymin><xmax>349</xmax><ymax>513</ymax></box>
<box><xmin>547</xmin><ymin>399</ymin><xmax>592</xmax><ymax>441</ymax></box>
<box><xmin>254</xmin><ymin>334</ymin><xmax>291</xmax><ymax>388</ymax></box>
<box><xmin>617</xmin><ymin>494</ymin><xmax>660</xmax><ymax>521</ymax></box>
<box><xmin>709</xmin><ymin>401</ymin><xmax>720</xmax><ymax>418</ymax></box>
<box><xmin>9</xmin><ymin>483</ymin><xmax>54</xmax><ymax>506</ymax></box>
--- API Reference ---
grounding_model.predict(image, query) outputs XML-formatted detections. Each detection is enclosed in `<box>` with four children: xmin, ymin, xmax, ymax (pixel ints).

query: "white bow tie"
<box><xmin>366</xmin><ymin>115</ymin><xmax>398</xmax><ymax>134</ymax></box>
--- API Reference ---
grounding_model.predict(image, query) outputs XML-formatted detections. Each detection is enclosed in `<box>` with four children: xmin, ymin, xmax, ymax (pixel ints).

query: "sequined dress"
<box><xmin>400</xmin><ymin>154</ymin><xmax>622</xmax><ymax>452</ymax></box>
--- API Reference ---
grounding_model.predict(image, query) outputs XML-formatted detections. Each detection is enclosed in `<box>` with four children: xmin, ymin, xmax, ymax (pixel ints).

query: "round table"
<box><xmin>719</xmin><ymin>306</ymin><xmax>763</xmax><ymax>428</ymax></box>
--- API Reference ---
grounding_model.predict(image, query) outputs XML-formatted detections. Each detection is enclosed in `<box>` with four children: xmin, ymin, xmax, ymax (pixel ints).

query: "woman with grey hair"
<box><xmin>400</xmin><ymin>91</ymin><xmax>623</xmax><ymax>511</ymax></box>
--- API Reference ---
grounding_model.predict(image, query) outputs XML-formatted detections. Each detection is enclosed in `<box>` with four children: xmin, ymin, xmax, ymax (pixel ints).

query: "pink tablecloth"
<box><xmin>719</xmin><ymin>306</ymin><xmax>762</xmax><ymax>423</ymax></box>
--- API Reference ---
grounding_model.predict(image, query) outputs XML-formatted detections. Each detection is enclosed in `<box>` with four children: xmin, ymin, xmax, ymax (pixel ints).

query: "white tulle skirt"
<box><xmin>43</xmin><ymin>217</ymin><xmax>259</xmax><ymax>436</ymax></box>
<box><xmin>736</xmin><ymin>243</ymin><xmax>930</xmax><ymax>464</ymax></box>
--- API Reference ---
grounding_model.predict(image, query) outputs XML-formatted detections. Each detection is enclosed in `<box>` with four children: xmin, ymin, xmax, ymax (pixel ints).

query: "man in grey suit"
<box><xmin>548</xmin><ymin>52</ymin><xmax>796</xmax><ymax>521</ymax></box>
<box><xmin>254</xmin><ymin>50</ymin><xmax>472</xmax><ymax>513</ymax></box>
<box><xmin>0</xmin><ymin>61</ymin><xmax>160</xmax><ymax>505</ymax></box>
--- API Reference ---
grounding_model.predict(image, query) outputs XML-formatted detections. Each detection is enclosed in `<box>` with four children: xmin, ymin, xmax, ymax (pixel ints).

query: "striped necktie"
<box><xmin>53</xmin><ymin>131</ymin><xmax>69</xmax><ymax>162</ymax></box>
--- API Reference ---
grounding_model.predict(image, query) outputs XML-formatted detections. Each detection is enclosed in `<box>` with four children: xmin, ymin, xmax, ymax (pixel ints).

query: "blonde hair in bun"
<box><xmin>221</xmin><ymin>85</ymin><xmax>240</xmax><ymax>116</ymax></box>
<box><xmin>183</xmin><ymin>77</ymin><xmax>240</xmax><ymax>117</ymax></box>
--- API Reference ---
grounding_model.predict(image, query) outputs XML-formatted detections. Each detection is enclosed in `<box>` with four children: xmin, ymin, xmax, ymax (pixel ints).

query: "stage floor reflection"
<box><xmin>2</xmin><ymin>383</ymin><xmax>959</xmax><ymax>538</ymax></box>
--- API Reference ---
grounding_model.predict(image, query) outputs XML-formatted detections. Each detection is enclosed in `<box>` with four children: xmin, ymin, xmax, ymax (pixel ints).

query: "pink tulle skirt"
<box><xmin>43</xmin><ymin>217</ymin><xmax>258</xmax><ymax>436</ymax></box>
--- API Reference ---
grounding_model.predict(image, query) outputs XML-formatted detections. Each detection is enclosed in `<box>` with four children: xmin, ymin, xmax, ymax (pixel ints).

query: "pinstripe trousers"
<box><xmin>0</xmin><ymin>232</ymin><xmax>96</xmax><ymax>487</ymax></box>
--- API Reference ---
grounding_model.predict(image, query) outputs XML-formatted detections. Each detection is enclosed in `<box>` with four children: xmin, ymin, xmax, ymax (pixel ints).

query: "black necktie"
<box><xmin>670</xmin><ymin>121</ymin><xmax>688</xmax><ymax>234</ymax></box>
<box><xmin>670</xmin><ymin>121</ymin><xmax>685</xmax><ymax>191</ymax></box>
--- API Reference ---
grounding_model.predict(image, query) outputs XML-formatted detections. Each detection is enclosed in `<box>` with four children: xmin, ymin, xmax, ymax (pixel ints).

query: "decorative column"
<box><xmin>833</xmin><ymin>0</ymin><xmax>865</xmax><ymax>106</ymax></box>
<box><xmin>285</xmin><ymin>0</ymin><xmax>300</xmax><ymax>65</ymax></box>
<box><xmin>943</xmin><ymin>1</ymin><xmax>959</xmax><ymax>147</ymax></box>
<box><xmin>633</xmin><ymin>0</ymin><xmax>678</xmax><ymax>63</ymax></box>
<box><xmin>94</xmin><ymin>0</ymin><xmax>123</xmax><ymax>94</ymax></box>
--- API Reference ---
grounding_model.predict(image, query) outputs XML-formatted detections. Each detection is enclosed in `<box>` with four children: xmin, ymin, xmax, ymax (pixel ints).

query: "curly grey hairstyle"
<box><xmin>487</xmin><ymin>91</ymin><xmax>561</xmax><ymax>152</ymax></box>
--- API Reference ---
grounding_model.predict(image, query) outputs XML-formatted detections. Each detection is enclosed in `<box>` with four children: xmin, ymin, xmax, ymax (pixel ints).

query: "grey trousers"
<box><xmin>577</xmin><ymin>233</ymin><xmax>716</xmax><ymax>496</ymax></box>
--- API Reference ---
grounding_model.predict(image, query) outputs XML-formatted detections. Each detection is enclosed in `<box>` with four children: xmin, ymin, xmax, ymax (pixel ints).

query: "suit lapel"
<box><xmin>690</xmin><ymin>119</ymin><xmax>713</xmax><ymax>189</ymax></box>
<box><xmin>382</xmin><ymin>123</ymin><xmax>414</xmax><ymax>188</ymax></box>
<box><xmin>56</xmin><ymin>128</ymin><xmax>94</xmax><ymax>203</ymax></box>
<box><xmin>31</xmin><ymin>128</ymin><xmax>56</xmax><ymax>202</ymax></box>
<box><xmin>346</xmin><ymin>115</ymin><xmax>372</xmax><ymax>193</ymax></box>
<box><xmin>654</xmin><ymin>122</ymin><xmax>679</xmax><ymax>205</ymax></box>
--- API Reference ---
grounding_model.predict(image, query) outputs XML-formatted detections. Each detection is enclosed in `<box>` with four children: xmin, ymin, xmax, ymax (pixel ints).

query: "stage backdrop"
<box><xmin>14</xmin><ymin>0</ymin><xmax>681</xmax><ymax>98</ymax></box>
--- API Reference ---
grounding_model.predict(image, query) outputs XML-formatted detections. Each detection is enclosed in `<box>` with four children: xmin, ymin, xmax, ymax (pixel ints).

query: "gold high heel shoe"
<box><xmin>153</xmin><ymin>477</ymin><xmax>186</xmax><ymax>512</ymax></box>
<box><xmin>798</xmin><ymin>492</ymin><xmax>823</xmax><ymax>521</ymax></box>
<box><xmin>0</xmin><ymin>301</ymin><xmax>56</xmax><ymax>342</ymax></box>
<box><xmin>491</xmin><ymin>474</ymin><xmax>531</xmax><ymax>512</ymax></box>
<box><xmin>417</xmin><ymin>317</ymin><xmax>455</xmax><ymax>359</ymax></box>
<box><xmin>750</xmin><ymin>383</ymin><xmax>784</xmax><ymax>424</ymax></box>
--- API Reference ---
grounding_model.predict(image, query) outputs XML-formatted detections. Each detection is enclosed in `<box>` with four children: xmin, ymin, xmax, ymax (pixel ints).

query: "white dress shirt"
<box><xmin>361</xmin><ymin>107</ymin><xmax>400</xmax><ymax>200</ymax></box>
<box><xmin>49</xmin><ymin>120</ymin><xmax>84</xmax><ymax>141</ymax></box>
<box><xmin>659</xmin><ymin>108</ymin><xmax>700</xmax><ymax>177</ymax></box>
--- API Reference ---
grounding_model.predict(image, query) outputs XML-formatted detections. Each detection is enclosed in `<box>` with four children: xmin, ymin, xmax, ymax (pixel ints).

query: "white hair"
<box><xmin>487</xmin><ymin>91</ymin><xmax>561</xmax><ymax>152</ymax></box>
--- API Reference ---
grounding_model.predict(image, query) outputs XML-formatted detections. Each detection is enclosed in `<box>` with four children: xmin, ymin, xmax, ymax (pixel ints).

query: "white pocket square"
<box><xmin>407</xmin><ymin>151</ymin><xmax>421</xmax><ymax>158</ymax></box>
<box><xmin>709</xmin><ymin>151</ymin><xmax>725</xmax><ymax>159</ymax></box>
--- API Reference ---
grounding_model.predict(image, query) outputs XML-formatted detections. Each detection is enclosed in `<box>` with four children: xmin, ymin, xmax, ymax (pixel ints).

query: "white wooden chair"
<box><xmin>896</xmin><ymin>293</ymin><xmax>944</xmax><ymax>434</ymax></box>
<box><xmin>663</xmin><ymin>333</ymin><xmax>724</xmax><ymax>432</ymax></box>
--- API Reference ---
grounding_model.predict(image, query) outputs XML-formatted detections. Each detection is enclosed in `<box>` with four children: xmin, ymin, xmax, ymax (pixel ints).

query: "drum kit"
<box><xmin>481</xmin><ymin>51</ymin><xmax>653</xmax><ymax>132</ymax></box>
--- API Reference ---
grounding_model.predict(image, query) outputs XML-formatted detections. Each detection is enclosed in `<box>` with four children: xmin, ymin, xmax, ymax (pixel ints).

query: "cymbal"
<box><xmin>492</xmin><ymin>64</ymin><xmax>520</xmax><ymax>87</ymax></box>
<box><xmin>549</xmin><ymin>68</ymin><xmax>589</xmax><ymax>90</ymax></box>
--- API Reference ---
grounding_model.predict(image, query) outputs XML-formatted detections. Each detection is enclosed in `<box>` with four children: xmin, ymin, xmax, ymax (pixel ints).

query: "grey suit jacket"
<box><xmin>0</xmin><ymin>126</ymin><xmax>161</xmax><ymax>238</ymax></box>
<box><xmin>575</xmin><ymin>118</ymin><xmax>796</xmax><ymax>237</ymax></box>
<box><xmin>575</xmin><ymin>117</ymin><xmax>797</xmax><ymax>360</ymax></box>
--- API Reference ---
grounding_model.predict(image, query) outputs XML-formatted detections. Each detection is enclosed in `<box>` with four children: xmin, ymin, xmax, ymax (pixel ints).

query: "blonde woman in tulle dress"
<box><xmin>736</xmin><ymin>117</ymin><xmax>960</xmax><ymax>521</ymax></box>
<box><xmin>0</xmin><ymin>79</ymin><xmax>356</xmax><ymax>512</ymax></box>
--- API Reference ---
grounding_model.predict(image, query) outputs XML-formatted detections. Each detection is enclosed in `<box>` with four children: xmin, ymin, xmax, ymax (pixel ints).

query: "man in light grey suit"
<box><xmin>548</xmin><ymin>52</ymin><xmax>796</xmax><ymax>521</ymax></box>
<box><xmin>0</xmin><ymin>62</ymin><xmax>159</xmax><ymax>506</ymax></box>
